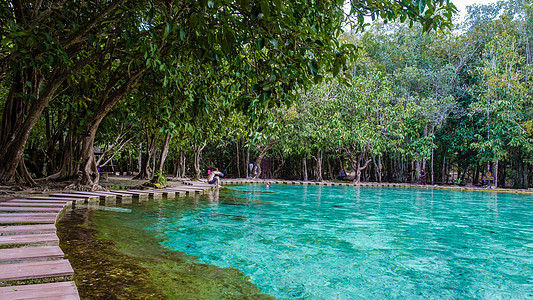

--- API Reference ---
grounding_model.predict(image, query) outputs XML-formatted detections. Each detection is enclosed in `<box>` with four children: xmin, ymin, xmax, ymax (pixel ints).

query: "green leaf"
<box><xmin>163</xmin><ymin>23</ymin><xmax>170</xmax><ymax>40</ymax></box>
<box><xmin>333</xmin><ymin>63</ymin><xmax>340</xmax><ymax>77</ymax></box>
<box><xmin>258</xmin><ymin>38</ymin><xmax>265</xmax><ymax>50</ymax></box>
<box><xmin>180</xmin><ymin>28</ymin><xmax>186</xmax><ymax>40</ymax></box>
<box><xmin>419</xmin><ymin>0</ymin><xmax>426</xmax><ymax>13</ymax></box>
<box><xmin>269</xmin><ymin>38</ymin><xmax>278</xmax><ymax>48</ymax></box>
<box><xmin>309</xmin><ymin>60</ymin><xmax>319</xmax><ymax>75</ymax></box>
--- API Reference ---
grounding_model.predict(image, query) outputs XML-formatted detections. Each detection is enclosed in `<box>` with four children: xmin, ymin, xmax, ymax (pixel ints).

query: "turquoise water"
<box><xmin>145</xmin><ymin>185</ymin><xmax>533</xmax><ymax>299</ymax></box>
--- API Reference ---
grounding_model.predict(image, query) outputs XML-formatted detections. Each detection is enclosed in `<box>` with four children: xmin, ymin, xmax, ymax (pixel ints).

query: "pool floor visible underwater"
<box><xmin>58</xmin><ymin>185</ymin><xmax>533</xmax><ymax>299</ymax></box>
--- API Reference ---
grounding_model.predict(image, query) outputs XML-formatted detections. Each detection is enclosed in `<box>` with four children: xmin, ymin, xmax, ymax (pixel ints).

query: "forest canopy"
<box><xmin>1</xmin><ymin>0</ymin><xmax>532</xmax><ymax>189</ymax></box>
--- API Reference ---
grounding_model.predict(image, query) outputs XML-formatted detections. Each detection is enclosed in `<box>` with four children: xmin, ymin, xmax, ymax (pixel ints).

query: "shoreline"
<box><xmin>220</xmin><ymin>178</ymin><xmax>533</xmax><ymax>196</ymax></box>
<box><xmin>1</xmin><ymin>176</ymin><xmax>532</xmax><ymax>203</ymax></box>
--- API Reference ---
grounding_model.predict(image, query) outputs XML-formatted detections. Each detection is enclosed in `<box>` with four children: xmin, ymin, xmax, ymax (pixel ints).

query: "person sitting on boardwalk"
<box><xmin>207</xmin><ymin>168</ymin><xmax>224</xmax><ymax>187</ymax></box>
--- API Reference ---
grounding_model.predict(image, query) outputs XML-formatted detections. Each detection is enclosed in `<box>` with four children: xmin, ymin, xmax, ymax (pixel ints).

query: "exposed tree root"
<box><xmin>65</xmin><ymin>183</ymin><xmax>106</xmax><ymax>192</ymax></box>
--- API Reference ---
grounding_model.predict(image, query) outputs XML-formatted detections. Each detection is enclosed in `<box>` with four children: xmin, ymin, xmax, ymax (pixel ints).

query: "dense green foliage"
<box><xmin>0</xmin><ymin>0</ymin><xmax>454</xmax><ymax>187</ymax></box>
<box><xmin>4</xmin><ymin>0</ymin><xmax>532</xmax><ymax>189</ymax></box>
<box><xmin>202</xmin><ymin>0</ymin><xmax>533</xmax><ymax>188</ymax></box>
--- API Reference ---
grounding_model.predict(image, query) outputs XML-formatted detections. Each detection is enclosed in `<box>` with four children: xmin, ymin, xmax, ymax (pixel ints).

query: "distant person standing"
<box><xmin>339</xmin><ymin>169</ymin><xmax>345</xmax><ymax>181</ymax></box>
<box><xmin>419</xmin><ymin>170</ymin><xmax>427</xmax><ymax>185</ymax></box>
<box><xmin>249</xmin><ymin>163</ymin><xmax>253</xmax><ymax>178</ymax></box>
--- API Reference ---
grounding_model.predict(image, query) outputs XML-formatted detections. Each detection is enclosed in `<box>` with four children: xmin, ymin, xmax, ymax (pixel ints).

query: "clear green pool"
<box><xmin>70</xmin><ymin>185</ymin><xmax>533</xmax><ymax>299</ymax></box>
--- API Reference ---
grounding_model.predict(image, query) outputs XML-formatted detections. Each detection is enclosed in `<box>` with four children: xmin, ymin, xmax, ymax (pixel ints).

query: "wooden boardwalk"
<box><xmin>0</xmin><ymin>246</ymin><xmax>64</xmax><ymax>261</ymax></box>
<box><xmin>0</xmin><ymin>181</ymin><xmax>215</xmax><ymax>299</ymax></box>
<box><xmin>0</xmin><ymin>224</ymin><xmax>56</xmax><ymax>234</ymax></box>
<box><xmin>0</xmin><ymin>206</ymin><xmax>64</xmax><ymax>212</ymax></box>
<box><xmin>0</xmin><ymin>259</ymin><xmax>74</xmax><ymax>281</ymax></box>
<box><xmin>0</xmin><ymin>213</ymin><xmax>59</xmax><ymax>224</ymax></box>
<box><xmin>0</xmin><ymin>201</ymin><xmax>67</xmax><ymax>207</ymax></box>
<box><xmin>0</xmin><ymin>281</ymin><xmax>79</xmax><ymax>299</ymax></box>
<box><xmin>0</xmin><ymin>233</ymin><xmax>59</xmax><ymax>246</ymax></box>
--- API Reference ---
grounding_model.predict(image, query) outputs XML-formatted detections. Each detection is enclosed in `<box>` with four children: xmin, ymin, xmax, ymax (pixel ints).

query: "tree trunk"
<box><xmin>172</xmin><ymin>159</ymin><xmax>178</xmax><ymax>177</ymax></box>
<box><xmin>152</xmin><ymin>148</ymin><xmax>157</xmax><ymax>174</ymax></box>
<box><xmin>460</xmin><ymin>164</ymin><xmax>470</xmax><ymax>185</ymax></box>
<box><xmin>494</xmin><ymin>160</ymin><xmax>499</xmax><ymax>188</ymax></box>
<box><xmin>431</xmin><ymin>148</ymin><xmax>434</xmax><ymax>185</ymax></box>
<box><xmin>500</xmin><ymin>162</ymin><xmax>506</xmax><ymax>188</ymax></box>
<box><xmin>313</xmin><ymin>151</ymin><xmax>323</xmax><ymax>182</ymax></box>
<box><xmin>175</xmin><ymin>150</ymin><xmax>187</xmax><ymax>178</ymax></box>
<box><xmin>252</xmin><ymin>138</ymin><xmax>277</xmax><ymax>179</ymax></box>
<box><xmin>345</xmin><ymin>146</ymin><xmax>372</xmax><ymax>184</ymax></box>
<box><xmin>135</xmin><ymin>133</ymin><xmax>157</xmax><ymax>180</ymax></box>
<box><xmin>157</xmin><ymin>132</ymin><xmax>172</xmax><ymax>173</ymax></box>
<box><xmin>355</xmin><ymin>157</ymin><xmax>372</xmax><ymax>184</ymax></box>
<box><xmin>371</xmin><ymin>154</ymin><xmax>382</xmax><ymax>182</ymax></box>
<box><xmin>302</xmin><ymin>158</ymin><xmax>308</xmax><ymax>181</ymax></box>
<box><xmin>79</xmin><ymin>68</ymin><xmax>146</xmax><ymax>186</ymax></box>
<box><xmin>513</xmin><ymin>152</ymin><xmax>528</xmax><ymax>189</ymax></box>
<box><xmin>79</xmin><ymin>133</ymin><xmax>100</xmax><ymax>187</ymax></box>
<box><xmin>442</xmin><ymin>154</ymin><xmax>447</xmax><ymax>185</ymax></box>
<box><xmin>473</xmin><ymin>164</ymin><xmax>480</xmax><ymax>185</ymax></box>
<box><xmin>44</xmin><ymin>121</ymin><xmax>82</xmax><ymax>181</ymax></box>
<box><xmin>138</xmin><ymin>144</ymin><xmax>142</xmax><ymax>174</ymax></box>
<box><xmin>236</xmin><ymin>140</ymin><xmax>241</xmax><ymax>178</ymax></box>
<box><xmin>0</xmin><ymin>0</ymin><xmax>127</xmax><ymax>184</ymax></box>
<box><xmin>192</xmin><ymin>141</ymin><xmax>207</xmax><ymax>179</ymax></box>
<box><xmin>0</xmin><ymin>70</ymin><xmax>48</xmax><ymax>184</ymax></box>
<box><xmin>246</xmin><ymin>148</ymin><xmax>250</xmax><ymax>178</ymax></box>
<box><xmin>272</xmin><ymin>150</ymin><xmax>286</xmax><ymax>179</ymax></box>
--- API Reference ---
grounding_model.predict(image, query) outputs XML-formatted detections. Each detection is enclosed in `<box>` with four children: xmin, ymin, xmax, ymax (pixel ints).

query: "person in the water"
<box><xmin>207</xmin><ymin>167</ymin><xmax>224</xmax><ymax>187</ymax></box>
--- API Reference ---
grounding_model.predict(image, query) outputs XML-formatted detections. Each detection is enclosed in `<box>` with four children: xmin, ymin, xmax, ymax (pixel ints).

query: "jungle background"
<box><xmin>1</xmin><ymin>0</ymin><xmax>532</xmax><ymax>189</ymax></box>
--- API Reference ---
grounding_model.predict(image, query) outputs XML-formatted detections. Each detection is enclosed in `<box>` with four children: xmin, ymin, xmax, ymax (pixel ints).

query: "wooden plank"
<box><xmin>0</xmin><ymin>202</ymin><xmax>66</xmax><ymax>207</ymax></box>
<box><xmin>8</xmin><ymin>199</ymin><xmax>71</xmax><ymax>204</ymax></box>
<box><xmin>0</xmin><ymin>259</ymin><xmax>74</xmax><ymax>281</ymax></box>
<box><xmin>105</xmin><ymin>193</ymin><xmax>133</xmax><ymax>200</ymax></box>
<box><xmin>0</xmin><ymin>233</ymin><xmax>59</xmax><ymax>245</ymax></box>
<box><xmin>27</xmin><ymin>196</ymin><xmax>81</xmax><ymax>202</ymax></box>
<box><xmin>170</xmin><ymin>186</ymin><xmax>205</xmax><ymax>190</ymax></box>
<box><xmin>0</xmin><ymin>224</ymin><xmax>56</xmax><ymax>234</ymax></box>
<box><xmin>168</xmin><ymin>187</ymin><xmax>203</xmax><ymax>194</ymax></box>
<box><xmin>0</xmin><ymin>217</ymin><xmax>57</xmax><ymax>224</ymax></box>
<box><xmin>115</xmin><ymin>191</ymin><xmax>149</xmax><ymax>199</ymax></box>
<box><xmin>188</xmin><ymin>184</ymin><xmax>211</xmax><ymax>188</ymax></box>
<box><xmin>0</xmin><ymin>246</ymin><xmax>64</xmax><ymax>261</ymax></box>
<box><xmin>74</xmin><ymin>191</ymin><xmax>121</xmax><ymax>197</ymax></box>
<box><xmin>0</xmin><ymin>213</ymin><xmax>58</xmax><ymax>218</ymax></box>
<box><xmin>68</xmin><ymin>192</ymin><xmax>115</xmax><ymax>200</ymax></box>
<box><xmin>125</xmin><ymin>189</ymin><xmax>152</xmax><ymax>194</ymax></box>
<box><xmin>49</xmin><ymin>193</ymin><xmax>98</xmax><ymax>201</ymax></box>
<box><xmin>0</xmin><ymin>281</ymin><xmax>79</xmax><ymax>300</ymax></box>
<box><xmin>0</xmin><ymin>206</ymin><xmax>63</xmax><ymax>212</ymax></box>
<box><xmin>127</xmin><ymin>190</ymin><xmax>163</xmax><ymax>198</ymax></box>
<box><xmin>0</xmin><ymin>213</ymin><xmax>58</xmax><ymax>224</ymax></box>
